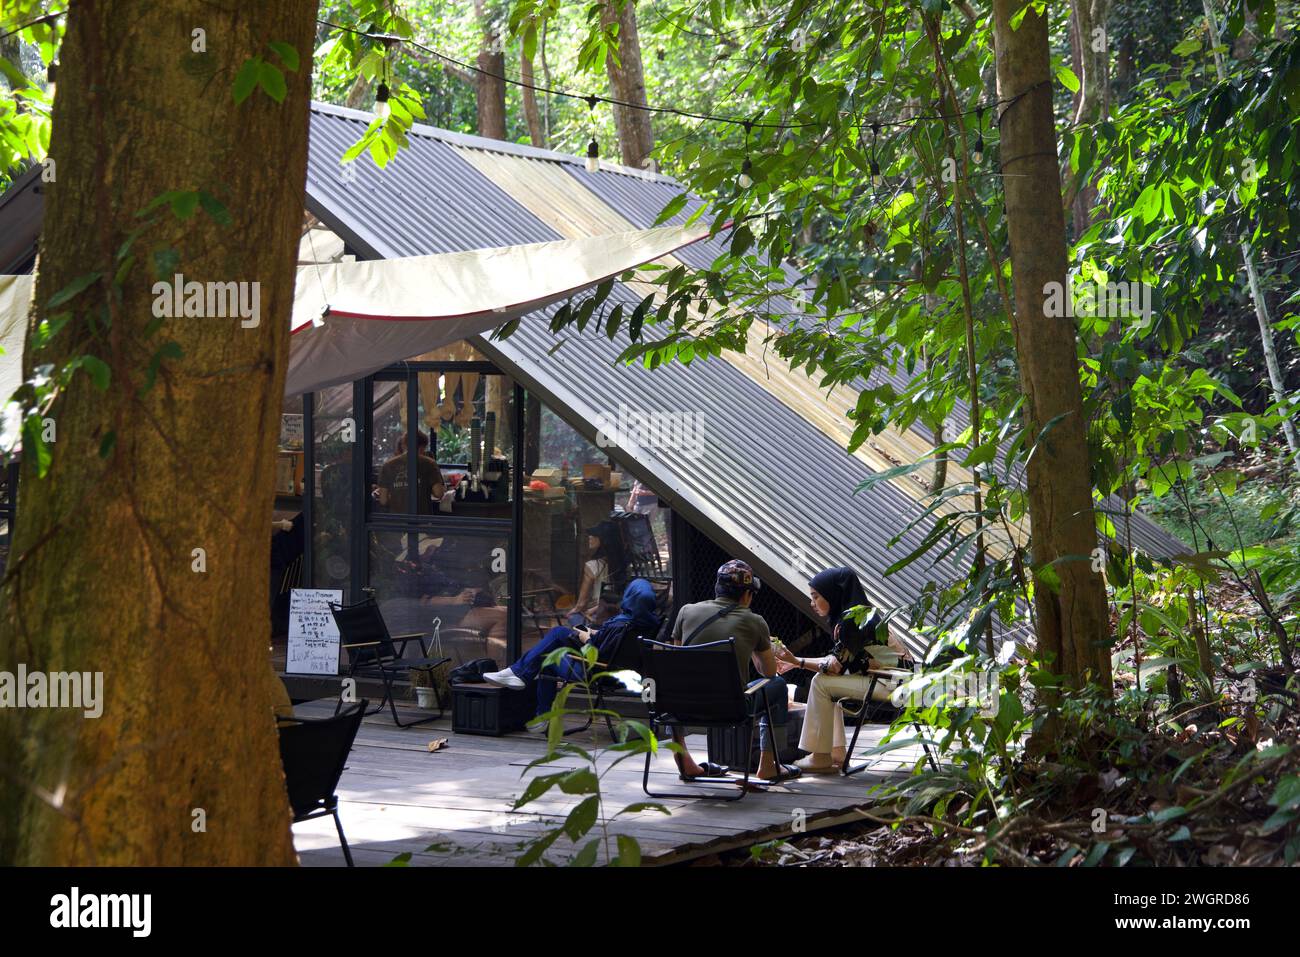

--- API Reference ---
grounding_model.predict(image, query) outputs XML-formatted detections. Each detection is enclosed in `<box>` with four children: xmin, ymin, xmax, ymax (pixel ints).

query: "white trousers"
<box><xmin>797</xmin><ymin>671</ymin><xmax>898</xmax><ymax>755</ymax></box>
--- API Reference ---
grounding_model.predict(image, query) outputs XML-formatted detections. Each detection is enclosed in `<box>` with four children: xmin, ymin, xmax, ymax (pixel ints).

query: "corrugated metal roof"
<box><xmin>301</xmin><ymin>102</ymin><xmax>1191</xmax><ymax>647</ymax></box>
<box><xmin>0</xmin><ymin>101</ymin><xmax>1185</xmax><ymax>652</ymax></box>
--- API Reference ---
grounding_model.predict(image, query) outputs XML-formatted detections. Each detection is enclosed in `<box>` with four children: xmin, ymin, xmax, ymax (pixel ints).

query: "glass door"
<box><xmin>362</xmin><ymin>359</ymin><xmax>521</xmax><ymax>665</ymax></box>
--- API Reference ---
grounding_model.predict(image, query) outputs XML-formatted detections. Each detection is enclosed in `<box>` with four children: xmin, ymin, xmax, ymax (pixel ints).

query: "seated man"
<box><xmin>671</xmin><ymin>560</ymin><xmax>800</xmax><ymax>783</ymax></box>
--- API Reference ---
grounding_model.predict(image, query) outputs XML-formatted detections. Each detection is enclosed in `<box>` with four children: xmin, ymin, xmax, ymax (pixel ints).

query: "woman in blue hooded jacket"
<box><xmin>483</xmin><ymin>578</ymin><xmax>661</xmax><ymax>716</ymax></box>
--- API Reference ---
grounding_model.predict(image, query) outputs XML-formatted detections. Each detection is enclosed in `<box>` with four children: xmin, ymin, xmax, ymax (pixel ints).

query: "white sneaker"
<box><xmin>483</xmin><ymin>668</ymin><xmax>525</xmax><ymax>690</ymax></box>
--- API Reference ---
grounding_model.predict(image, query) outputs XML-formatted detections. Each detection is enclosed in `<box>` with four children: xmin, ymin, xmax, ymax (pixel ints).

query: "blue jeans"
<box><xmin>510</xmin><ymin>626</ymin><xmax>589</xmax><ymax>715</ymax></box>
<box><xmin>747</xmin><ymin>675</ymin><xmax>788</xmax><ymax>755</ymax></box>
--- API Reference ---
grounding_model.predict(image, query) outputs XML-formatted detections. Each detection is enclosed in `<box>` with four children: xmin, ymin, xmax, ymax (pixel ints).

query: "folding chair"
<box><xmin>540</xmin><ymin>624</ymin><xmax>653</xmax><ymax>737</ymax></box>
<box><xmin>329</xmin><ymin>597</ymin><xmax>451</xmax><ymax>727</ymax></box>
<box><xmin>278</xmin><ymin>700</ymin><xmax>367</xmax><ymax>867</ymax></box>
<box><xmin>840</xmin><ymin>668</ymin><xmax>940</xmax><ymax>776</ymax></box>
<box><xmin>639</xmin><ymin>638</ymin><xmax>795</xmax><ymax>802</ymax></box>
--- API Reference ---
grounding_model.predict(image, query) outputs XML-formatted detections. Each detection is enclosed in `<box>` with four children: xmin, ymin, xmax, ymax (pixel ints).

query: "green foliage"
<box><xmin>510</xmin><ymin>642</ymin><xmax>668</xmax><ymax>866</ymax></box>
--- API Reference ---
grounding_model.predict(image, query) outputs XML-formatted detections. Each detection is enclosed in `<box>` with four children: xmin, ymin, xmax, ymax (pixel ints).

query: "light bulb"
<box><xmin>870</xmin><ymin>161</ymin><xmax>882</xmax><ymax>187</ymax></box>
<box><xmin>973</xmin><ymin>136</ymin><xmax>984</xmax><ymax>164</ymax></box>
<box><xmin>737</xmin><ymin>158</ymin><xmax>753</xmax><ymax>189</ymax></box>
<box><xmin>375</xmin><ymin>82</ymin><xmax>391</xmax><ymax>120</ymax></box>
<box><xmin>586</xmin><ymin>138</ymin><xmax>600</xmax><ymax>173</ymax></box>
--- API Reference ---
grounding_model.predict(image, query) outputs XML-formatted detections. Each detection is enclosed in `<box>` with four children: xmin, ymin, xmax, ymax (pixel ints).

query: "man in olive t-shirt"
<box><xmin>669</xmin><ymin>559</ymin><xmax>798</xmax><ymax>783</ymax></box>
<box><xmin>376</xmin><ymin>430</ymin><xmax>445</xmax><ymax>514</ymax></box>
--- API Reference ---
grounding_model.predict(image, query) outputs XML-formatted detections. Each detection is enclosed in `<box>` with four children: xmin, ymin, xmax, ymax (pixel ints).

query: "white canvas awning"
<box><xmin>0</xmin><ymin>222</ymin><xmax>710</xmax><ymax>401</ymax></box>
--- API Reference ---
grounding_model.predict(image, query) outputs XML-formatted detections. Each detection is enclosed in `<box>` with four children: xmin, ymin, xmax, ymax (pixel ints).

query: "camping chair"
<box><xmin>840</xmin><ymin>668</ymin><xmax>940</xmax><ymax>776</ymax></box>
<box><xmin>278</xmin><ymin>700</ymin><xmax>367</xmax><ymax>867</ymax></box>
<box><xmin>612</xmin><ymin>511</ymin><xmax>665</xmax><ymax>580</ymax></box>
<box><xmin>329</xmin><ymin>597</ymin><xmax>451</xmax><ymax>727</ymax></box>
<box><xmin>638</xmin><ymin>638</ymin><xmax>795</xmax><ymax>802</ymax></box>
<box><xmin>539</xmin><ymin>624</ymin><xmax>654</xmax><ymax>737</ymax></box>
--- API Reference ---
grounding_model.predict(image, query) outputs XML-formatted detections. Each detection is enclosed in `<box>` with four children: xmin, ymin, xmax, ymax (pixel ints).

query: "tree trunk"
<box><xmin>1201</xmin><ymin>0</ymin><xmax>1300</xmax><ymax>471</ymax></box>
<box><xmin>601</xmin><ymin>0</ymin><xmax>654</xmax><ymax>168</ymax></box>
<box><xmin>992</xmin><ymin>0</ymin><xmax>1113</xmax><ymax>693</ymax></box>
<box><xmin>0</xmin><ymin>0</ymin><xmax>315</xmax><ymax>865</ymax></box>
<box><xmin>1068</xmin><ymin>0</ymin><xmax>1110</xmax><ymax>237</ymax></box>
<box><xmin>520</xmin><ymin>49</ymin><xmax>545</xmax><ymax>148</ymax></box>
<box><xmin>474</xmin><ymin>0</ymin><xmax>507</xmax><ymax>140</ymax></box>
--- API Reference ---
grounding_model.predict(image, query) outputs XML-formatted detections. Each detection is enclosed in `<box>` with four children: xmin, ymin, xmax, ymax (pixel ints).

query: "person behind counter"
<box><xmin>374</xmin><ymin>430</ymin><xmax>445</xmax><ymax>514</ymax></box>
<box><xmin>482</xmin><ymin>579</ymin><xmax>661</xmax><ymax>716</ymax></box>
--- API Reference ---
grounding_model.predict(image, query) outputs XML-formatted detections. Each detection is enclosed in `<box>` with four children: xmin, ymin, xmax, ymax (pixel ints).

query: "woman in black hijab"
<box><xmin>773</xmin><ymin>566</ymin><xmax>910</xmax><ymax>773</ymax></box>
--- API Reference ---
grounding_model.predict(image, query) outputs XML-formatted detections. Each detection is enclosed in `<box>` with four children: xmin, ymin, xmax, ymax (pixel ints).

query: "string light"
<box><xmin>584</xmin><ymin>94</ymin><xmax>600</xmax><ymax>172</ymax></box>
<box><xmin>737</xmin><ymin>120</ymin><xmax>754</xmax><ymax>189</ymax></box>
<box><xmin>317</xmin><ymin>18</ymin><xmax>1019</xmax><ymax>136</ymax></box>
<box><xmin>375</xmin><ymin>81</ymin><xmax>391</xmax><ymax>120</ymax></box>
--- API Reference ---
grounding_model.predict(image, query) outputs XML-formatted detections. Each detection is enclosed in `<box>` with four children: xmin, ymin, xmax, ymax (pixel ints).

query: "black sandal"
<box><xmin>679</xmin><ymin>760</ymin><xmax>730</xmax><ymax>782</ymax></box>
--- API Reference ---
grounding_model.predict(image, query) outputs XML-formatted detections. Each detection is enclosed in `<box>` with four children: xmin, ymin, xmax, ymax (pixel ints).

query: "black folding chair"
<box><xmin>639</xmin><ymin>638</ymin><xmax>795</xmax><ymax>802</ymax></box>
<box><xmin>540</xmin><ymin>625</ymin><xmax>654</xmax><ymax>737</ymax></box>
<box><xmin>279</xmin><ymin>700</ymin><xmax>367</xmax><ymax>867</ymax></box>
<box><xmin>841</xmin><ymin>669</ymin><xmax>940</xmax><ymax>776</ymax></box>
<box><xmin>329</xmin><ymin>598</ymin><xmax>451</xmax><ymax>727</ymax></box>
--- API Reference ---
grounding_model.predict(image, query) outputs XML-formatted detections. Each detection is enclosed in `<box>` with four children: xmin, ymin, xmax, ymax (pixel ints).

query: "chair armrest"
<box><xmin>391</xmin><ymin>632</ymin><xmax>424</xmax><ymax>641</ymax></box>
<box><xmin>341</xmin><ymin>640</ymin><xmax>381</xmax><ymax>649</ymax></box>
<box><xmin>745</xmin><ymin>678</ymin><xmax>772</xmax><ymax>694</ymax></box>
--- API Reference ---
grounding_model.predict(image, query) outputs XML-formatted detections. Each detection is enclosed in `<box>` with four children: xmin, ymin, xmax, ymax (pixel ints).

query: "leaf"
<box><xmin>233</xmin><ymin>57</ymin><xmax>261</xmax><ymax>103</ymax></box>
<box><xmin>258</xmin><ymin>61</ymin><xmax>287</xmax><ymax>103</ymax></box>
<box><xmin>612</xmin><ymin>834</ymin><xmax>642</xmax><ymax>867</ymax></box>
<box><xmin>654</xmin><ymin>192</ymin><xmax>688</xmax><ymax>225</ymax></box>
<box><xmin>267</xmin><ymin>41</ymin><xmax>299</xmax><ymax>72</ymax></box>
<box><xmin>79</xmin><ymin>355</ymin><xmax>110</xmax><ymax>391</ymax></box>
<box><xmin>197</xmin><ymin>191</ymin><xmax>232</xmax><ymax>227</ymax></box>
<box><xmin>384</xmin><ymin>852</ymin><xmax>412</xmax><ymax>867</ymax></box>
<box><xmin>569</xmin><ymin>838</ymin><xmax>601</xmax><ymax>867</ymax></box>
<box><xmin>562</xmin><ymin>795</ymin><xmax>599</xmax><ymax>841</ymax></box>
<box><xmin>98</xmin><ymin>430</ymin><xmax>117</xmax><ymax>459</ymax></box>
<box><xmin>1056</xmin><ymin>66</ymin><xmax>1080</xmax><ymax>93</ymax></box>
<box><xmin>47</xmin><ymin>272</ymin><xmax>102</xmax><ymax>309</ymax></box>
<box><xmin>1269</xmin><ymin>775</ymin><xmax>1300</xmax><ymax>812</ymax></box>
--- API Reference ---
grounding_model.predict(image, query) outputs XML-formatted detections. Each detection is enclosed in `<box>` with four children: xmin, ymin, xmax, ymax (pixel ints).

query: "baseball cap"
<box><xmin>716</xmin><ymin>559</ymin><xmax>761</xmax><ymax>594</ymax></box>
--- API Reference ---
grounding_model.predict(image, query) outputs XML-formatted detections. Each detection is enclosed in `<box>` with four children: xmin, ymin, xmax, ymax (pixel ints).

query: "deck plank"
<box><xmin>291</xmin><ymin>696</ymin><xmax>923</xmax><ymax>867</ymax></box>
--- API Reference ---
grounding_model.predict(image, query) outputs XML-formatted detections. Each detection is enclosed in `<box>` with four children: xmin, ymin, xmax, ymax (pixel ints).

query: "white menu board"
<box><xmin>286</xmin><ymin>588</ymin><xmax>343</xmax><ymax>675</ymax></box>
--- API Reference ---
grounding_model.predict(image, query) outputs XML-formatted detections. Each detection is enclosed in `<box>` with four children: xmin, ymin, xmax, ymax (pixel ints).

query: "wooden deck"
<box><xmin>290</xmin><ymin>697</ymin><xmax>924</xmax><ymax>867</ymax></box>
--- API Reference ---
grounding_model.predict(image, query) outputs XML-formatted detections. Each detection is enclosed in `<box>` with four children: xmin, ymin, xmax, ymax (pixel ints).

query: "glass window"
<box><xmin>368</xmin><ymin>528</ymin><xmax>510</xmax><ymax>665</ymax></box>
<box><xmin>519</xmin><ymin>395</ymin><xmax>672</xmax><ymax>652</ymax></box>
<box><xmin>312</xmin><ymin>383</ymin><xmax>355</xmax><ymax>600</ymax></box>
<box><xmin>416</xmin><ymin>370</ymin><xmax>514</xmax><ymax>520</ymax></box>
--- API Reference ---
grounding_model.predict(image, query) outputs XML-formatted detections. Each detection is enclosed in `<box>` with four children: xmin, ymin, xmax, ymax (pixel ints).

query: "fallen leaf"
<box><xmin>427</xmin><ymin>737</ymin><xmax>449</xmax><ymax>753</ymax></box>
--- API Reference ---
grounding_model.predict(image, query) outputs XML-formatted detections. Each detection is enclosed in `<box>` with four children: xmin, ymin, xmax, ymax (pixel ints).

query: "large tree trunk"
<box><xmin>520</xmin><ymin>49</ymin><xmax>545</xmax><ymax>148</ymax></box>
<box><xmin>601</xmin><ymin>0</ymin><xmax>654</xmax><ymax>168</ymax></box>
<box><xmin>474</xmin><ymin>0</ymin><xmax>507</xmax><ymax>140</ymax></box>
<box><xmin>991</xmin><ymin>0</ymin><xmax>1113</xmax><ymax>693</ymax></box>
<box><xmin>0</xmin><ymin>0</ymin><xmax>315</xmax><ymax>865</ymax></box>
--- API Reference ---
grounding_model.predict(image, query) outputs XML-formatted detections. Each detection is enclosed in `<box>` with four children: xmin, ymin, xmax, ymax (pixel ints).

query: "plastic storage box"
<box><xmin>451</xmin><ymin>682</ymin><xmax>534</xmax><ymax>736</ymax></box>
